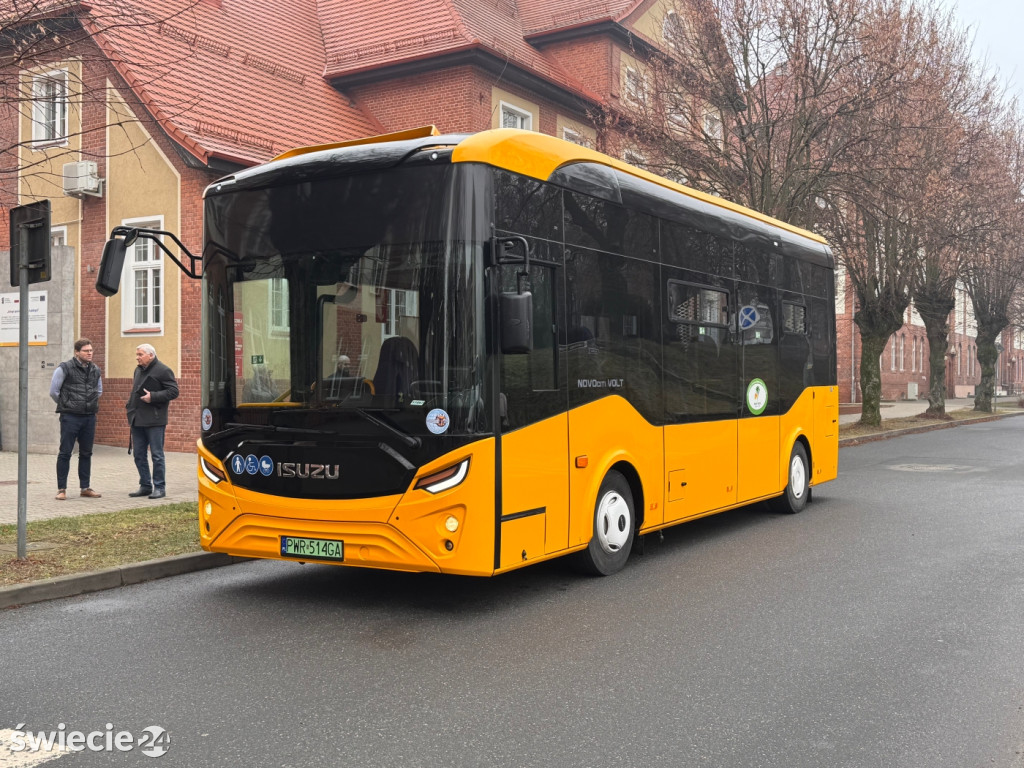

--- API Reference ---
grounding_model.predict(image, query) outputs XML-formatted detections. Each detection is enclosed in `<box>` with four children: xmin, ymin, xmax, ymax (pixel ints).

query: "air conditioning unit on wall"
<box><xmin>62</xmin><ymin>161</ymin><xmax>104</xmax><ymax>197</ymax></box>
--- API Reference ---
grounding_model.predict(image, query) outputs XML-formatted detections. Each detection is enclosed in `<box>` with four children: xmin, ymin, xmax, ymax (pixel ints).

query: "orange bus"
<box><xmin>98</xmin><ymin>126</ymin><xmax>838</xmax><ymax>577</ymax></box>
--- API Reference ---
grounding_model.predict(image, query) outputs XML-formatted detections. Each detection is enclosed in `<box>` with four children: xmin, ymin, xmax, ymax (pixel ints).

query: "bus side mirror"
<box><xmin>500</xmin><ymin>291</ymin><xmax>533</xmax><ymax>354</ymax></box>
<box><xmin>95</xmin><ymin>237</ymin><xmax>128</xmax><ymax>296</ymax></box>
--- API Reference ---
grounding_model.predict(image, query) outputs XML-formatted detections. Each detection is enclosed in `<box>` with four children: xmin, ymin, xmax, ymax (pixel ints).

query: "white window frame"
<box><xmin>381</xmin><ymin>288</ymin><xmax>419</xmax><ymax>341</ymax></box>
<box><xmin>269</xmin><ymin>278</ymin><xmax>289</xmax><ymax>334</ymax></box>
<box><xmin>703</xmin><ymin>110</ymin><xmax>724</xmax><ymax>147</ymax></box>
<box><xmin>624</xmin><ymin>67</ymin><xmax>645</xmax><ymax>105</ymax></box>
<box><xmin>50</xmin><ymin>225</ymin><xmax>67</xmax><ymax>248</ymax></box>
<box><xmin>120</xmin><ymin>216</ymin><xmax>164</xmax><ymax>335</ymax></box>
<box><xmin>663</xmin><ymin>10</ymin><xmax>684</xmax><ymax>49</ymax></box>
<box><xmin>500</xmin><ymin>102</ymin><xmax>532</xmax><ymax>131</ymax></box>
<box><xmin>562</xmin><ymin>127</ymin><xmax>585</xmax><ymax>146</ymax></box>
<box><xmin>30</xmin><ymin>68</ymin><xmax>69</xmax><ymax>147</ymax></box>
<box><xmin>890</xmin><ymin>337</ymin><xmax>896</xmax><ymax>371</ymax></box>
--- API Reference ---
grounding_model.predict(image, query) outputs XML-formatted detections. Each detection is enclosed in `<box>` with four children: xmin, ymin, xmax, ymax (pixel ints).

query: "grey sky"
<box><xmin>947</xmin><ymin>0</ymin><xmax>1023</xmax><ymax>98</ymax></box>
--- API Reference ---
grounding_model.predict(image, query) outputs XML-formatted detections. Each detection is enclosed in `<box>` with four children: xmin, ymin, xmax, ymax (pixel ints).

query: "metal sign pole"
<box><xmin>17</xmin><ymin>231</ymin><xmax>29</xmax><ymax>560</ymax></box>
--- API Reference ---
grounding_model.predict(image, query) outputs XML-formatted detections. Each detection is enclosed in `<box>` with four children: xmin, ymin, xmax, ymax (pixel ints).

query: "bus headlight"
<box><xmin>200</xmin><ymin>456</ymin><xmax>226</xmax><ymax>484</ymax></box>
<box><xmin>444</xmin><ymin>515</ymin><xmax>459</xmax><ymax>532</ymax></box>
<box><xmin>414</xmin><ymin>458</ymin><xmax>470</xmax><ymax>494</ymax></box>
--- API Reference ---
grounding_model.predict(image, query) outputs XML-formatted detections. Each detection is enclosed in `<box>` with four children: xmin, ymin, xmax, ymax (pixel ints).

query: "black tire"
<box><xmin>577</xmin><ymin>470</ymin><xmax>635</xmax><ymax>576</ymax></box>
<box><xmin>771</xmin><ymin>442</ymin><xmax>810</xmax><ymax>514</ymax></box>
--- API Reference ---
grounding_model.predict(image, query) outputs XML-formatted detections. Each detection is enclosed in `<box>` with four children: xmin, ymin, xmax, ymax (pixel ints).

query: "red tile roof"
<box><xmin>80</xmin><ymin>0</ymin><xmax>646</xmax><ymax>167</ymax></box>
<box><xmin>86</xmin><ymin>0</ymin><xmax>381</xmax><ymax>166</ymax></box>
<box><xmin>517</xmin><ymin>0</ymin><xmax>643</xmax><ymax>36</ymax></box>
<box><xmin>317</xmin><ymin>0</ymin><xmax>604</xmax><ymax>103</ymax></box>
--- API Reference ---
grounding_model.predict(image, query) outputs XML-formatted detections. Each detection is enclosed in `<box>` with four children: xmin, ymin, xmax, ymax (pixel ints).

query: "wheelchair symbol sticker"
<box><xmin>739</xmin><ymin>305</ymin><xmax>760</xmax><ymax>330</ymax></box>
<box><xmin>245</xmin><ymin>454</ymin><xmax>259</xmax><ymax>474</ymax></box>
<box><xmin>746</xmin><ymin>378</ymin><xmax>768</xmax><ymax>415</ymax></box>
<box><xmin>231</xmin><ymin>455</ymin><xmax>245</xmax><ymax>475</ymax></box>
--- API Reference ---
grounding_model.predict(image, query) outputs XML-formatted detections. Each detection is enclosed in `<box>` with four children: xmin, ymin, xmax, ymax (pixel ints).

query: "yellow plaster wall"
<box><xmin>18</xmin><ymin>59</ymin><xmax>84</xmax><ymax>336</ymax></box>
<box><xmin>105</xmin><ymin>88</ymin><xmax>181</xmax><ymax>379</ymax></box>
<box><xmin>555</xmin><ymin>116</ymin><xmax>597</xmax><ymax>147</ymax></box>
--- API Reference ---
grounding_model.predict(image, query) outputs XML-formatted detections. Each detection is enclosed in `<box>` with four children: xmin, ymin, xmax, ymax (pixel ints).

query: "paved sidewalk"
<box><xmin>838</xmin><ymin>397</ymin><xmax>992</xmax><ymax>425</ymax></box>
<box><xmin>0</xmin><ymin>444</ymin><xmax>197</xmax><ymax>525</ymax></box>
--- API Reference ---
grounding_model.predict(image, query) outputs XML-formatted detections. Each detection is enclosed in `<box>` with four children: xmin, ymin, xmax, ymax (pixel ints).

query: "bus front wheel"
<box><xmin>578</xmin><ymin>470</ymin><xmax>635</xmax><ymax>576</ymax></box>
<box><xmin>771</xmin><ymin>442</ymin><xmax>810</xmax><ymax>514</ymax></box>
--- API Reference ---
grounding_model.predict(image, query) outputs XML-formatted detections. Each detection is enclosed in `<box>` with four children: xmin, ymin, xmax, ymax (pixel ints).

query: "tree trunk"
<box><xmin>973</xmin><ymin>323</ymin><xmax>1002</xmax><ymax>412</ymax></box>
<box><xmin>857</xmin><ymin>333</ymin><xmax>888</xmax><ymax>426</ymax></box>
<box><xmin>919</xmin><ymin>310</ymin><xmax>951</xmax><ymax>417</ymax></box>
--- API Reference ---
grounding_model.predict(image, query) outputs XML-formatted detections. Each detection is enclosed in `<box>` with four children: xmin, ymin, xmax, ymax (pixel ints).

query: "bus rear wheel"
<box><xmin>771</xmin><ymin>442</ymin><xmax>810</xmax><ymax>514</ymax></box>
<box><xmin>578</xmin><ymin>470</ymin><xmax>635</xmax><ymax>576</ymax></box>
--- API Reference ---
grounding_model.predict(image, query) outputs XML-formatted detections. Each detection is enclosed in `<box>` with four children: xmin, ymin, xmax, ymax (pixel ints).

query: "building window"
<box><xmin>382</xmin><ymin>288</ymin><xmax>418</xmax><ymax>340</ymax></box>
<box><xmin>891</xmin><ymin>337</ymin><xmax>896</xmax><ymax>371</ymax></box>
<box><xmin>30</xmin><ymin>69</ymin><xmax>68</xmax><ymax>145</ymax></box>
<box><xmin>562</xmin><ymin>127</ymin><xmax>589</xmax><ymax>146</ymax></box>
<box><xmin>624</xmin><ymin>67</ymin><xmax>645</xmax><ymax>105</ymax></box>
<box><xmin>911</xmin><ymin>337</ymin><xmax>916</xmax><ymax>372</ymax></box>
<box><xmin>121</xmin><ymin>218</ymin><xmax>163</xmax><ymax>333</ymax></box>
<box><xmin>500</xmin><ymin>102</ymin><xmax>532</xmax><ymax>131</ymax></box>
<box><xmin>957</xmin><ymin>344</ymin><xmax>962</xmax><ymax>375</ymax></box>
<box><xmin>703</xmin><ymin>111</ymin><xmax>724</xmax><ymax>147</ymax></box>
<box><xmin>269</xmin><ymin>278</ymin><xmax>288</xmax><ymax>333</ymax></box>
<box><xmin>51</xmin><ymin>226</ymin><xmax>67</xmax><ymax>248</ymax></box>
<box><xmin>663</xmin><ymin>10</ymin><xmax>685</xmax><ymax>49</ymax></box>
<box><xmin>623</xmin><ymin>150</ymin><xmax>646</xmax><ymax>169</ymax></box>
<box><xmin>899</xmin><ymin>334</ymin><xmax>905</xmax><ymax>371</ymax></box>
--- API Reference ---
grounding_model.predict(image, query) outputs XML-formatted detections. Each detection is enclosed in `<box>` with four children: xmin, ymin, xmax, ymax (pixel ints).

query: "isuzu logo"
<box><xmin>276</xmin><ymin>462</ymin><xmax>340</xmax><ymax>480</ymax></box>
<box><xmin>230</xmin><ymin>454</ymin><xmax>339</xmax><ymax>480</ymax></box>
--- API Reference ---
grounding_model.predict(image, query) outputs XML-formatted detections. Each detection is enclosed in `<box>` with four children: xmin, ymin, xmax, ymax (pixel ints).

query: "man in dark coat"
<box><xmin>126</xmin><ymin>343</ymin><xmax>179</xmax><ymax>500</ymax></box>
<box><xmin>49</xmin><ymin>338</ymin><xmax>103</xmax><ymax>500</ymax></box>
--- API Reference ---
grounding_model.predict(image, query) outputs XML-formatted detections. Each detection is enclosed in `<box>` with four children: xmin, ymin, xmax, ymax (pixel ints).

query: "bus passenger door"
<box><xmin>736</xmin><ymin>281</ymin><xmax>781</xmax><ymax>501</ymax></box>
<box><xmin>498</xmin><ymin>255</ymin><xmax>570</xmax><ymax>568</ymax></box>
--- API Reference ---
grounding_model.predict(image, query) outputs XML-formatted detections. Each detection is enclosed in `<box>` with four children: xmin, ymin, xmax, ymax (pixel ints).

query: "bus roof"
<box><xmin>211</xmin><ymin>126</ymin><xmax>828</xmax><ymax>252</ymax></box>
<box><xmin>451</xmin><ymin>129</ymin><xmax>828</xmax><ymax>246</ymax></box>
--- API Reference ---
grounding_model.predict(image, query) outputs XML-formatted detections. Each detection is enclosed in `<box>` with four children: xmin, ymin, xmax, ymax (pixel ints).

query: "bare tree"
<box><xmin>962</xmin><ymin>112</ymin><xmax>1024</xmax><ymax>412</ymax></box>
<box><xmin>0</xmin><ymin>0</ymin><xmax>199</xmax><ymax>209</ymax></box>
<box><xmin>906</xmin><ymin>11</ymin><xmax>1003</xmax><ymax>418</ymax></box>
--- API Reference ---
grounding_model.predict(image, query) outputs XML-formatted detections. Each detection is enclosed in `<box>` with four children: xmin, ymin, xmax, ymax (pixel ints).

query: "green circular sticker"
<box><xmin>746</xmin><ymin>378</ymin><xmax>768</xmax><ymax>415</ymax></box>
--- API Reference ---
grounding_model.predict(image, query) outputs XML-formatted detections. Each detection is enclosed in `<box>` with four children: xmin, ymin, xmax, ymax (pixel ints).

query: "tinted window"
<box><xmin>566</xmin><ymin>247</ymin><xmax>661</xmax><ymax>421</ymax></box>
<box><xmin>664</xmin><ymin>270</ymin><xmax>737</xmax><ymax>421</ymax></box>
<box><xmin>564</xmin><ymin>191</ymin><xmax>657</xmax><ymax>258</ymax></box>
<box><xmin>495</xmin><ymin>170</ymin><xmax>562</xmax><ymax>241</ymax></box>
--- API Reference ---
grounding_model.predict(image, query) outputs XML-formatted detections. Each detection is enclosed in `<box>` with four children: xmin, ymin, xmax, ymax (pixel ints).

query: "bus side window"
<box><xmin>498</xmin><ymin>250</ymin><xmax>562</xmax><ymax>431</ymax></box>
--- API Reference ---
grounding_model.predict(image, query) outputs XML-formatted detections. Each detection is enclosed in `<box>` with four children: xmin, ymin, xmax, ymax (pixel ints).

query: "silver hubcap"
<box><xmin>790</xmin><ymin>455</ymin><xmax>807</xmax><ymax>499</ymax></box>
<box><xmin>596</xmin><ymin>490</ymin><xmax>631</xmax><ymax>554</ymax></box>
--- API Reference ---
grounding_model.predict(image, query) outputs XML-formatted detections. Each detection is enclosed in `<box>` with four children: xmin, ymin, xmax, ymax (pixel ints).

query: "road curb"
<box><xmin>0</xmin><ymin>551</ymin><xmax>248</xmax><ymax>610</ymax></box>
<box><xmin>839</xmin><ymin>409</ymin><xmax>1024</xmax><ymax>447</ymax></box>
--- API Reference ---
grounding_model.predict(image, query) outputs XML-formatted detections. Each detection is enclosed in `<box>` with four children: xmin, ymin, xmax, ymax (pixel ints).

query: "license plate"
<box><xmin>280</xmin><ymin>536</ymin><xmax>344</xmax><ymax>562</ymax></box>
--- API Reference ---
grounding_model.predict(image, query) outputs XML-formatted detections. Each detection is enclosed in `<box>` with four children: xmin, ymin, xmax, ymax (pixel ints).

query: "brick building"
<box><xmin>835</xmin><ymin>268</ymin><xmax>1024</xmax><ymax>405</ymax></box>
<box><xmin>2</xmin><ymin>0</ymin><xmax>677</xmax><ymax>449</ymax></box>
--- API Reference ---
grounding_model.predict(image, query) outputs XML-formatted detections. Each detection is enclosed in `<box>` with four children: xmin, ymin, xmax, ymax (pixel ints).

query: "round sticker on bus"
<box><xmin>426</xmin><ymin>408</ymin><xmax>450</xmax><ymax>435</ymax></box>
<box><xmin>746</xmin><ymin>378</ymin><xmax>768</xmax><ymax>415</ymax></box>
<box><xmin>201</xmin><ymin>408</ymin><xmax>213</xmax><ymax>431</ymax></box>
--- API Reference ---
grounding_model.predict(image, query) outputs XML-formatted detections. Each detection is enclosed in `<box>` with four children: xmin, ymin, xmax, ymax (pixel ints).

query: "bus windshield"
<box><xmin>201</xmin><ymin>163</ymin><xmax>489</xmax><ymax>438</ymax></box>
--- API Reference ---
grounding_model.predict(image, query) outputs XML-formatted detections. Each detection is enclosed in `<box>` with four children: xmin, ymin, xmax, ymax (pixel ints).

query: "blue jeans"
<box><xmin>131</xmin><ymin>425</ymin><xmax>166</xmax><ymax>491</ymax></box>
<box><xmin>57</xmin><ymin>413</ymin><xmax>96</xmax><ymax>490</ymax></box>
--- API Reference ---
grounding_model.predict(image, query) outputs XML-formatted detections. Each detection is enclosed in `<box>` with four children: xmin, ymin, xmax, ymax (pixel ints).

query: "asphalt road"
<box><xmin>3</xmin><ymin>418</ymin><xmax>1024</xmax><ymax>768</ymax></box>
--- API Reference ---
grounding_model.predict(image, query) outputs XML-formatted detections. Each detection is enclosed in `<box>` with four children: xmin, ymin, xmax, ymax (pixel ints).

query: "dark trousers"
<box><xmin>130</xmin><ymin>424</ymin><xmax>166</xmax><ymax>491</ymax></box>
<box><xmin>57</xmin><ymin>413</ymin><xmax>97</xmax><ymax>490</ymax></box>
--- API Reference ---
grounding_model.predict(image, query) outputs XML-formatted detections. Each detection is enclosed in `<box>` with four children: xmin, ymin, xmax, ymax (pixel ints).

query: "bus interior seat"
<box><xmin>373</xmin><ymin>336</ymin><xmax>418</xmax><ymax>398</ymax></box>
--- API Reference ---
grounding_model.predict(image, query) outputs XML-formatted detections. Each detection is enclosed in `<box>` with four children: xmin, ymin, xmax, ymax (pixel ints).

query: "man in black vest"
<box><xmin>126</xmin><ymin>343</ymin><xmax>179</xmax><ymax>500</ymax></box>
<box><xmin>49</xmin><ymin>338</ymin><xmax>103</xmax><ymax>500</ymax></box>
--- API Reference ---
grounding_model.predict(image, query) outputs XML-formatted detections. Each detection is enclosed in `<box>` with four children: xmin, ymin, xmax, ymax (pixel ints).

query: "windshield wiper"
<box><xmin>355</xmin><ymin>409</ymin><xmax>422</xmax><ymax>448</ymax></box>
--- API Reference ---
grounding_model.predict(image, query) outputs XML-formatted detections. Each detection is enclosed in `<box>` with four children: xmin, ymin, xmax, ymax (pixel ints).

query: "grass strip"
<box><xmin>0</xmin><ymin>502</ymin><xmax>199</xmax><ymax>586</ymax></box>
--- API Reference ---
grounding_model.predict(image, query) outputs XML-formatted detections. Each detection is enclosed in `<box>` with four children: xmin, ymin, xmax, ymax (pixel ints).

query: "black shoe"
<box><xmin>148</xmin><ymin>489</ymin><xmax>166</xmax><ymax>499</ymax></box>
<box><xmin>129</xmin><ymin>487</ymin><xmax>153</xmax><ymax>497</ymax></box>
